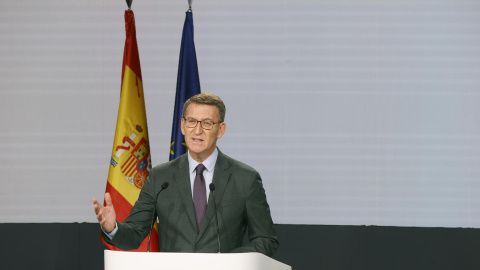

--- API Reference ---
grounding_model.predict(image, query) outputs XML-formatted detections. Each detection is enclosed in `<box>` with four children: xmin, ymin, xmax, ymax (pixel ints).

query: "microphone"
<box><xmin>147</xmin><ymin>182</ymin><xmax>169</xmax><ymax>252</ymax></box>
<box><xmin>209</xmin><ymin>183</ymin><xmax>221</xmax><ymax>253</ymax></box>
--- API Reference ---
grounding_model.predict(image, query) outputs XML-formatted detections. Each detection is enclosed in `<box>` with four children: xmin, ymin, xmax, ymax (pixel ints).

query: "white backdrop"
<box><xmin>1</xmin><ymin>0</ymin><xmax>479</xmax><ymax>227</ymax></box>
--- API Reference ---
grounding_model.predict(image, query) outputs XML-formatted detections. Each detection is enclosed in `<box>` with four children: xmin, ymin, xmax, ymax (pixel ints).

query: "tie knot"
<box><xmin>196</xmin><ymin>164</ymin><xmax>206</xmax><ymax>175</ymax></box>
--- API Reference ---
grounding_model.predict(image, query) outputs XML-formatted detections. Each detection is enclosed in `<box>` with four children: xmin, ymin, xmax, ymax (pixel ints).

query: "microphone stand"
<box><xmin>209</xmin><ymin>183</ymin><xmax>221</xmax><ymax>253</ymax></box>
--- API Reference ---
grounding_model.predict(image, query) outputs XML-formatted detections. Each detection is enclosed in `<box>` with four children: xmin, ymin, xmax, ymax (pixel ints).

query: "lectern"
<box><xmin>105</xmin><ymin>250</ymin><xmax>292</xmax><ymax>270</ymax></box>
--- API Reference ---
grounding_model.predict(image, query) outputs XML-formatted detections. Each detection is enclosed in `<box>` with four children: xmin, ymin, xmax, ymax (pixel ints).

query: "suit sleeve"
<box><xmin>230</xmin><ymin>171</ymin><xmax>279</xmax><ymax>256</ymax></box>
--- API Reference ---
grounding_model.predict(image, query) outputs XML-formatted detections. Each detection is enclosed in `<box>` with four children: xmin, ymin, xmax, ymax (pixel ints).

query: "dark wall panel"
<box><xmin>365</xmin><ymin>226</ymin><xmax>480</xmax><ymax>270</ymax></box>
<box><xmin>0</xmin><ymin>223</ymin><xmax>479</xmax><ymax>270</ymax></box>
<box><xmin>273</xmin><ymin>225</ymin><xmax>367</xmax><ymax>270</ymax></box>
<box><xmin>0</xmin><ymin>223</ymin><xmax>104</xmax><ymax>270</ymax></box>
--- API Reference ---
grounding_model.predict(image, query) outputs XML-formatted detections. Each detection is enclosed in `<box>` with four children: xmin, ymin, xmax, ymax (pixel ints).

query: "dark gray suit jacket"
<box><xmin>102</xmin><ymin>149</ymin><xmax>278</xmax><ymax>257</ymax></box>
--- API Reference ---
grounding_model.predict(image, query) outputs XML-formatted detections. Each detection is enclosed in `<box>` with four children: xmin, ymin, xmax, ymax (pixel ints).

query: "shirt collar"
<box><xmin>187</xmin><ymin>148</ymin><xmax>218</xmax><ymax>173</ymax></box>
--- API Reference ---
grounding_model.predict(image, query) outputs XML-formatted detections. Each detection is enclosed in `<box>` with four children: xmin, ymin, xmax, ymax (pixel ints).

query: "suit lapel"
<box><xmin>173</xmin><ymin>155</ymin><xmax>198</xmax><ymax>232</ymax></box>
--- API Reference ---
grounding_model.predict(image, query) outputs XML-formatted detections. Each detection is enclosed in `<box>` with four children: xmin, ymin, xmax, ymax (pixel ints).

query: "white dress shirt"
<box><xmin>187</xmin><ymin>148</ymin><xmax>218</xmax><ymax>201</ymax></box>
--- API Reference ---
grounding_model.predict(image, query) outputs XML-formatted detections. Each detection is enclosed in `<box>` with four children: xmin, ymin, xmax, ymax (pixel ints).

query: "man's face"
<box><xmin>181</xmin><ymin>103</ymin><xmax>226</xmax><ymax>163</ymax></box>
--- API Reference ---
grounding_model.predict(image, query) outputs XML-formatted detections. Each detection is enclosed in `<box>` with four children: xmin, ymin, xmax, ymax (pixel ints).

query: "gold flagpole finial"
<box><xmin>188</xmin><ymin>0</ymin><xmax>192</xmax><ymax>12</ymax></box>
<box><xmin>126</xmin><ymin>0</ymin><xmax>133</xmax><ymax>10</ymax></box>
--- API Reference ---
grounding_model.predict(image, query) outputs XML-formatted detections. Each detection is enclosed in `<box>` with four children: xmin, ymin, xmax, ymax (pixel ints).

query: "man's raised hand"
<box><xmin>93</xmin><ymin>192</ymin><xmax>116</xmax><ymax>233</ymax></box>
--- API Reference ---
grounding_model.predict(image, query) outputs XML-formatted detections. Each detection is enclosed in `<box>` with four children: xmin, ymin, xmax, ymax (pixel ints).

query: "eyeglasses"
<box><xmin>183</xmin><ymin>117</ymin><xmax>221</xmax><ymax>130</ymax></box>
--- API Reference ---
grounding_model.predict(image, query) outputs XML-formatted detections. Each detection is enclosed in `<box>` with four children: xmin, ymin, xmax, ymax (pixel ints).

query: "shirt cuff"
<box><xmin>102</xmin><ymin>221</ymin><xmax>118</xmax><ymax>239</ymax></box>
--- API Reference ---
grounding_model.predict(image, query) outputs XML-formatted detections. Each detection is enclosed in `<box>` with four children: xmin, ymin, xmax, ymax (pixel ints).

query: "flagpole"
<box><xmin>188</xmin><ymin>0</ymin><xmax>192</xmax><ymax>12</ymax></box>
<box><xmin>126</xmin><ymin>0</ymin><xmax>132</xmax><ymax>10</ymax></box>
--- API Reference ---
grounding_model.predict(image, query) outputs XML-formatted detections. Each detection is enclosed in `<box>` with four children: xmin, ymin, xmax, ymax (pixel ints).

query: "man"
<box><xmin>93</xmin><ymin>93</ymin><xmax>278</xmax><ymax>256</ymax></box>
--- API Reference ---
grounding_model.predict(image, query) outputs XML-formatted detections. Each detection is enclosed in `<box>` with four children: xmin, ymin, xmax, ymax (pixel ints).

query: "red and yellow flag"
<box><xmin>102</xmin><ymin>10</ymin><xmax>159</xmax><ymax>252</ymax></box>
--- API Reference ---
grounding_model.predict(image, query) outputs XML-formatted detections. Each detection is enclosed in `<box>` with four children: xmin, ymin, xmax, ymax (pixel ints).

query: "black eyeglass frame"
<box><xmin>183</xmin><ymin>117</ymin><xmax>222</xmax><ymax>130</ymax></box>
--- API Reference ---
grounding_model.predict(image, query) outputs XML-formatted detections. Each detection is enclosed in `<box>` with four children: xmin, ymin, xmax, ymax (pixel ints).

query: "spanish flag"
<box><xmin>102</xmin><ymin>10</ymin><xmax>159</xmax><ymax>252</ymax></box>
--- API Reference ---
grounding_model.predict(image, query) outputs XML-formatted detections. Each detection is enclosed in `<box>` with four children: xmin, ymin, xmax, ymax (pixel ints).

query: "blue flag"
<box><xmin>169</xmin><ymin>11</ymin><xmax>201</xmax><ymax>160</ymax></box>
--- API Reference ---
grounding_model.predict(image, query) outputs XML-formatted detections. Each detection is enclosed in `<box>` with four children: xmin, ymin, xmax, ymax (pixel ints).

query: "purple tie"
<box><xmin>193</xmin><ymin>164</ymin><xmax>207</xmax><ymax>232</ymax></box>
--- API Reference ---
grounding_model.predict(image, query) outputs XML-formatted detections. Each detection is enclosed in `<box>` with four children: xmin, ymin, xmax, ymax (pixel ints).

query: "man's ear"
<box><xmin>180</xmin><ymin>117</ymin><xmax>186</xmax><ymax>135</ymax></box>
<box><xmin>217</xmin><ymin>122</ymin><xmax>226</xmax><ymax>139</ymax></box>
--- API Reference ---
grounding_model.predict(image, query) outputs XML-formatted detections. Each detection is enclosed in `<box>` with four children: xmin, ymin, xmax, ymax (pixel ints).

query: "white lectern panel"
<box><xmin>105</xmin><ymin>250</ymin><xmax>292</xmax><ymax>270</ymax></box>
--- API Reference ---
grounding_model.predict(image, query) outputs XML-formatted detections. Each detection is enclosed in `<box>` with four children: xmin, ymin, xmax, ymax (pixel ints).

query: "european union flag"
<box><xmin>169</xmin><ymin>11</ymin><xmax>201</xmax><ymax>160</ymax></box>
